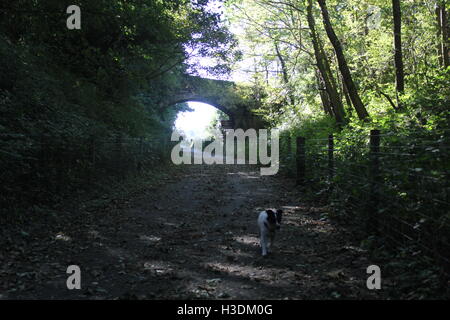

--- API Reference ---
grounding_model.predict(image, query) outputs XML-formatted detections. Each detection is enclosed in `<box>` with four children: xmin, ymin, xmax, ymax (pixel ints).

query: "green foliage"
<box><xmin>224</xmin><ymin>0</ymin><xmax>450</xmax><ymax>296</ymax></box>
<box><xmin>205</xmin><ymin>109</ymin><xmax>229</xmax><ymax>138</ymax></box>
<box><xmin>273</xmin><ymin>69</ymin><xmax>450</xmax><ymax>299</ymax></box>
<box><xmin>0</xmin><ymin>1</ymin><xmax>238</xmax><ymax>211</ymax></box>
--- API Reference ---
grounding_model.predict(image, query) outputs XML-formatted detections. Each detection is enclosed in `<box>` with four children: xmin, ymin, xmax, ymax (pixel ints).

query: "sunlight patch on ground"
<box><xmin>139</xmin><ymin>235</ymin><xmax>162</xmax><ymax>244</ymax></box>
<box><xmin>204</xmin><ymin>261</ymin><xmax>258</xmax><ymax>275</ymax></box>
<box><xmin>233</xmin><ymin>235</ymin><xmax>259</xmax><ymax>247</ymax></box>
<box><xmin>203</xmin><ymin>261</ymin><xmax>294</xmax><ymax>285</ymax></box>
<box><xmin>54</xmin><ymin>232</ymin><xmax>71</xmax><ymax>242</ymax></box>
<box><xmin>282</xmin><ymin>205</ymin><xmax>306</xmax><ymax>211</ymax></box>
<box><xmin>143</xmin><ymin>261</ymin><xmax>173</xmax><ymax>275</ymax></box>
<box><xmin>226</xmin><ymin>171</ymin><xmax>259</xmax><ymax>178</ymax></box>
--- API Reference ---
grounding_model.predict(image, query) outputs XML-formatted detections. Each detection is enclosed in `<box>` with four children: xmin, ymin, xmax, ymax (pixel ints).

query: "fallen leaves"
<box><xmin>1</xmin><ymin>164</ymin><xmax>388</xmax><ymax>300</ymax></box>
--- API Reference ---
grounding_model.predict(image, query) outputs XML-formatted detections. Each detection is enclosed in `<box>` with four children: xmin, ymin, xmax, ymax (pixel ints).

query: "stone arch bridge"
<box><xmin>168</xmin><ymin>75</ymin><xmax>265</xmax><ymax>129</ymax></box>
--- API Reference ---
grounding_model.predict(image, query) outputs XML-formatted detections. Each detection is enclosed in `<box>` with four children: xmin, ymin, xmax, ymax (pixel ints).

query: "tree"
<box><xmin>436</xmin><ymin>1</ymin><xmax>449</xmax><ymax>68</ymax></box>
<box><xmin>392</xmin><ymin>0</ymin><xmax>405</xmax><ymax>94</ymax></box>
<box><xmin>274</xmin><ymin>41</ymin><xmax>295</xmax><ymax>105</ymax></box>
<box><xmin>307</xmin><ymin>0</ymin><xmax>346</xmax><ymax>124</ymax></box>
<box><xmin>317</xmin><ymin>0</ymin><xmax>370</xmax><ymax>120</ymax></box>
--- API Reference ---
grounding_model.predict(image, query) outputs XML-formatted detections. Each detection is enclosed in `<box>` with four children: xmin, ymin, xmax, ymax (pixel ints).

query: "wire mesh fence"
<box><xmin>0</xmin><ymin>133</ymin><xmax>173</xmax><ymax>211</ymax></box>
<box><xmin>280</xmin><ymin>129</ymin><xmax>450</xmax><ymax>275</ymax></box>
<box><xmin>2</xmin><ymin>128</ymin><xmax>449</xmax><ymax>275</ymax></box>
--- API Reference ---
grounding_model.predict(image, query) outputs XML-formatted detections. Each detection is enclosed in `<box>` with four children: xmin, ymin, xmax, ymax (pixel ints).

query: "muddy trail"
<box><xmin>1</xmin><ymin>164</ymin><xmax>384</xmax><ymax>299</ymax></box>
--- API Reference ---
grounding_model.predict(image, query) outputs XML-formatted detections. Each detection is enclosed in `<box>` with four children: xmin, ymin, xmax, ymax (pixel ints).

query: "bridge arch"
<box><xmin>171</xmin><ymin>97</ymin><xmax>233</xmax><ymax>125</ymax></box>
<box><xmin>166</xmin><ymin>75</ymin><xmax>265</xmax><ymax>130</ymax></box>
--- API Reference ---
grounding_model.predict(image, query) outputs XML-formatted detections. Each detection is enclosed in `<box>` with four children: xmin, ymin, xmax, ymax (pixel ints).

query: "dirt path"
<box><xmin>1</xmin><ymin>164</ymin><xmax>383</xmax><ymax>299</ymax></box>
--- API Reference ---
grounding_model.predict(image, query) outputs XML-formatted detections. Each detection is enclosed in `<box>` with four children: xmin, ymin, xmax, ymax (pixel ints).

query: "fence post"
<box><xmin>367</xmin><ymin>129</ymin><xmax>381</xmax><ymax>235</ymax></box>
<box><xmin>284</xmin><ymin>135</ymin><xmax>292</xmax><ymax>173</ymax></box>
<box><xmin>296</xmin><ymin>136</ymin><xmax>305</xmax><ymax>185</ymax></box>
<box><xmin>287</xmin><ymin>135</ymin><xmax>292</xmax><ymax>155</ymax></box>
<box><xmin>328</xmin><ymin>134</ymin><xmax>334</xmax><ymax>180</ymax></box>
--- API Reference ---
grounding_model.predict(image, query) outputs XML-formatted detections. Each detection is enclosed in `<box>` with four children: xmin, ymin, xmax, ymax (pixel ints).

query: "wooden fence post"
<box><xmin>367</xmin><ymin>129</ymin><xmax>381</xmax><ymax>235</ymax></box>
<box><xmin>287</xmin><ymin>135</ymin><xmax>292</xmax><ymax>155</ymax></box>
<box><xmin>328</xmin><ymin>134</ymin><xmax>334</xmax><ymax>180</ymax></box>
<box><xmin>285</xmin><ymin>135</ymin><xmax>292</xmax><ymax>173</ymax></box>
<box><xmin>296</xmin><ymin>136</ymin><xmax>306</xmax><ymax>185</ymax></box>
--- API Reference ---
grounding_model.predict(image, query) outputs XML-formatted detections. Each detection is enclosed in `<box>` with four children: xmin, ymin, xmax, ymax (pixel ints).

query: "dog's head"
<box><xmin>266</xmin><ymin>209</ymin><xmax>283</xmax><ymax>230</ymax></box>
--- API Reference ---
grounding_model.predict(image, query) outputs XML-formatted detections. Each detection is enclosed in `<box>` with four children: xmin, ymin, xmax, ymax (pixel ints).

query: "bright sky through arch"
<box><xmin>174</xmin><ymin>102</ymin><xmax>218</xmax><ymax>140</ymax></box>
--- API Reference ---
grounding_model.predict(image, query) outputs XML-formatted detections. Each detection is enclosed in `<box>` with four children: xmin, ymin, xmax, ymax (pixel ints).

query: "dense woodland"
<box><xmin>0</xmin><ymin>0</ymin><xmax>449</xmax><ymax>299</ymax></box>
<box><xmin>225</xmin><ymin>0</ymin><xmax>449</xmax><ymax>298</ymax></box>
<box><xmin>0</xmin><ymin>0</ymin><xmax>239</xmax><ymax>207</ymax></box>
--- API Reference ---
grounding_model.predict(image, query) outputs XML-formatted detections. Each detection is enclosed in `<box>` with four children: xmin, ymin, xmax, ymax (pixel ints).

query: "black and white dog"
<box><xmin>257</xmin><ymin>209</ymin><xmax>283</xmax><ymax>256</ymax></box>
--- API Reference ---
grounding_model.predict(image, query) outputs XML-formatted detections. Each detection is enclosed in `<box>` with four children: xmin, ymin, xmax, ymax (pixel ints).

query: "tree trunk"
<box><xmin>436</xmin><ymin>5</ymin><xmax>444</xmax><ymax>66</ymax></box>
<box><xmin>438</xmin><ymin>3</ymin><xmax>449</xmax><ymax>68</ymax></box>
<box><xmin>274</xmin><ymin>41</ymin><xmax>295</xmax><ymax>105</ymax></box>
<box><xmin>342</xmin><ymin>79</ymin><xmax>353</xmax><ymax>111</ymax></box>
<box><xmin>275</xmin><ymin>42</ymin><xmax>289</xmax><ymax>85</ymax></box>
<box><xmin>392</xmin><ymin>0</ymin><xmax>405</xmax><ymax>93</ymax></box>
<box><xmin>316</xmin><ymin>71</ymin><xmax>333</xmax><ymax>116</ymax></box>
<box><xmin>264</xmin><ymin>63</ymin><xmax>269</xmax><ymax>86</ymax></box>
<box><xmin>321</xmin><ymin>46</ymin><xmax>346</xmax><ymax>121</ymax></box>
<box><xmin>379</xmin><ymin>90</ymin><xmax>398</xmax><ymax>111</ymax></box>
<box><xmin>317</xmin><ymin>0</ymin><xmax>370</xmax><ymax>120</ymax></box>
<box><xmin>307</xmin><ymin>0</ymin><xmax>346</xmax><ymax>124</ymax></box>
